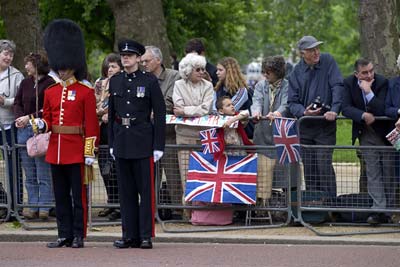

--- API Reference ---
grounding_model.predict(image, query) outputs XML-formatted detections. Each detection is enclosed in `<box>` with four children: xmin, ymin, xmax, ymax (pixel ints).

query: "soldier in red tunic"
<box><xmin>35</xmin><ymin>19</ymin><xmax>99</xmax><ymax>248</ymax></box>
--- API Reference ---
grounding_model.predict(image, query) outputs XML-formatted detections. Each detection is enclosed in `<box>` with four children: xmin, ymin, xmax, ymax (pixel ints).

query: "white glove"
<box><xmin>153</xmin><ymin>150</ymin><xmax>164</xmax><ymax>162</ymax></box>
<box><xmin>29</xmin><ymin>118</ymin><xmax>45</xmax><ymax>131</ymax></box>
<box><xmin>109</xmin><ymin>148</ymin><xmax>115</xmax><ymax>160</ymax></box>
<box><xmin>85</xmin><ymin>157</ymin><xmax>95</xmax><ymax>166</ymax></box>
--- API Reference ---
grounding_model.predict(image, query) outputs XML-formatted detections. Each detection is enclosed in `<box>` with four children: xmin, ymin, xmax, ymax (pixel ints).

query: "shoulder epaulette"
<box><xmin>78</xmin><ymin>81</ymin><xmax>94</xmax><ymax>90</ymax></box>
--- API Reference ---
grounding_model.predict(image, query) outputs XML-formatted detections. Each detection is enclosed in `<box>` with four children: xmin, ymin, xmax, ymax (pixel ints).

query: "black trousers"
<box><xmin>51</xmin><ymin>163</ymin><xmax>87</xmax><ymax>238</ymax></box>
<box><xmin>115</xmin><ymin>157</ymin><xmax>154</xmax><ymax>240</ymax></box>
<box><xmin>299</xmin><ymin>120</ymin><xmax>337</xmax><ymax>197</ymax></box>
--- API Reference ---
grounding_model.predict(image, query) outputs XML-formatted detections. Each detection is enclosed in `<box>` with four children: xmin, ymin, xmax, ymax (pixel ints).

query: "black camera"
<box><xmin>311</xmin><ymin>96</ymin><xmax>331</xmax><ymax>113</ymax></box>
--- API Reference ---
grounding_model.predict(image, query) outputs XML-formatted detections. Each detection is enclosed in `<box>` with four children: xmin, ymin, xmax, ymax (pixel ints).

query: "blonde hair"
<box><xmin>215</xmin><ymin>57</ymin><xmax>247</xmax><ymax>95</ymax></box>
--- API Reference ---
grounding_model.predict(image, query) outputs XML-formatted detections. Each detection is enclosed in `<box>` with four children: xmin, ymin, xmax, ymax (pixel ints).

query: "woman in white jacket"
<box><xmin>0</xmin><ymin>39</ymin><xmax>24</xmax><ymax>217</ymax></box>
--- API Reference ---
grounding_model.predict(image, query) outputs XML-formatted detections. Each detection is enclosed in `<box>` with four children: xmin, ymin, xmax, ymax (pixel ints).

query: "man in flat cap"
<box><xmin>287</xmin><ymin>35</ymin><xmax>343</xmax><ymax>197</ymax></box>
<box><xmin>39</xmin><ymin>19</ymin><xmax>99</xmax><ymax>248</ymax></box>
<box><xmin>108</xmin><ymin>39</ymin><xmax>166</xmax><ymax>249</ymax></box>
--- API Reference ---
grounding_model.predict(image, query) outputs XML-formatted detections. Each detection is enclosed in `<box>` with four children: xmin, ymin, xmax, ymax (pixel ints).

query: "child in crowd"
<box><xmin>191</xmin><ymin>96</ymin><xmax>262</xmax><ymax>225</ymax></box>
<box><xmin>217</xmin><ymin>96</ymin><xmax>252</xmax><ymax>156</ymax></box>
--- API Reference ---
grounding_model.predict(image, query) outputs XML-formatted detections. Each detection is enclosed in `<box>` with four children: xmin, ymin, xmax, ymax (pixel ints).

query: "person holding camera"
<box><xmin>287</xmin><ymin>36</ymin><xmax>343</xmax><ymax>197</ymax></box>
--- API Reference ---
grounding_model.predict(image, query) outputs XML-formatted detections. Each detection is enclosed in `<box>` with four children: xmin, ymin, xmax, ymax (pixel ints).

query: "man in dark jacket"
<box><xmin>342</xmin><ymin>58</ymin><xmax>394</xmax><ymax>225</ymax></box>
<box><xmin>108</xmin><ymin>39</ymin><xmax>166</xmax><ymax>249</ymax></box>
<box><xmin>288</xmin><ymin>35</ymin><xmax>343</xmax><ymax>197</ymax></box>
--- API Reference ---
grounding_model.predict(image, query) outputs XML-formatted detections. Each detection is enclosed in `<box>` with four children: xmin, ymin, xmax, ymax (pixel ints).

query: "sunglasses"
<box><xmin>194</xmin><ymin>67</ymin><xmax>205</xmax><ymax>72</ymax></box>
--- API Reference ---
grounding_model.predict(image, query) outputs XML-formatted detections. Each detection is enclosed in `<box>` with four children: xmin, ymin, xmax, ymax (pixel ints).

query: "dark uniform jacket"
<box><xmin>108</xmin><ymin>70</ymin><xmax>166</xmax><ymax>159</ymax></box>
<box><xmin>342</xmin><ymin>73</ymin><xmax>391</xmax><ymax>145</ymax></box>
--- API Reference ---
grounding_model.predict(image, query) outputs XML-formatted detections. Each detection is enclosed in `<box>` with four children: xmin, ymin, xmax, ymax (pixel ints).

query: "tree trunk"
<box><xmin>107</xmin><ymin>0</ymin><xmax>171</xmax><ymax>67</ymax></box>
<box><xmin>359</xmin><ymin>0</ymin><xmax>399</xmax><ymax>78</ymax></box>
<box><xmin>0</xmin><ymin>0</ymin><xmax>42</xmax><ymax>74</ymax></box>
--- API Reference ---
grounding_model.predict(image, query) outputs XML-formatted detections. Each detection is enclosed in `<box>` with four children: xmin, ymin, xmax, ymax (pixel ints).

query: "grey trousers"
<box><xmin>359</xmin><ymin>127</ymin><xmax>395</xmax><ymax>209</ymax></box>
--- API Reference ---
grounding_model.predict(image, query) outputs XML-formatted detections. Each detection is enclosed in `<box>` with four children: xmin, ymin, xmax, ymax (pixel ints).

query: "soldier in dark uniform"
<box><xmin>37</xmin><ymin>19</ymin><xmax>100</xmax><ymax>248</ymax></box>
<box><xmin>109</xmin><ymin>39</ymin><xmax>166</xmax><ymax>249</ymax></box>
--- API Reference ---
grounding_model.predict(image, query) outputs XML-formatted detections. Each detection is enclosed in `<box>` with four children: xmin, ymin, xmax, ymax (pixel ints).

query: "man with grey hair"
<box><xmin>141</xmin><ymin>46</ymin><xmax>182</xmax><ymax>211</ymax></box>
<box><xmin>0</xmin><ymin>39</ymin><xmax>24</xmax><ymax>219</ymax></box>
<box><xmin>287</xmin><ymin>35</ymin><xmax>343</xmax><ymax>197</ymax></box>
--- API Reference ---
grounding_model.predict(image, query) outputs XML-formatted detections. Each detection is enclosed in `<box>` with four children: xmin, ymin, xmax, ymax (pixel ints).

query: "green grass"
<box><xmin>334</xmin><ymin>119</ymin><xmax>358</xmax><ymax>163</ymax></box>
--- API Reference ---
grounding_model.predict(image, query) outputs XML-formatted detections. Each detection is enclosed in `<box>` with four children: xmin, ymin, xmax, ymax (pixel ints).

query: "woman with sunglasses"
<box><xmin>172</xmin><ymin>53</ymin><xmax>214</xmax><ymax>218</ymax></box>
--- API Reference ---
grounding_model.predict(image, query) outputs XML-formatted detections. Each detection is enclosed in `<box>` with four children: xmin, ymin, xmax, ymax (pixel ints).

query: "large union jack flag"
<box><xmin>185</xmin><ymin>151</ymin><xmax>257</xmax><ymax>204</ymax></box>
<box><xmin>199</xmin><ymin>128</ymin><xmax>221</xmax><ymax>154</ymax></box>
<box><xmin>273</xmin><ymin>117</ymin><xmax>301</xmax><ymax>164</ymax></box>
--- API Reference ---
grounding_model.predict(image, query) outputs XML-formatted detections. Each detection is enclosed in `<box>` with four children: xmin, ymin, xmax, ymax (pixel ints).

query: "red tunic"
<box><xmin>42</xmin><ymin>77</ymin><xmax>99</xmax><ymax>165</ymax></box>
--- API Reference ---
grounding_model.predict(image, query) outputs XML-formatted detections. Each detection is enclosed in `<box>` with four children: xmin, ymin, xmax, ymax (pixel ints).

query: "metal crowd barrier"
<box><xmin>12</xmin><ymin>143</ymin><xmax>121</xmax><ymax>230</ymax></box>
<box><xmin>88</xmin><ymin>145</ymin><xmax>120</xmax><ymax>228</ymax></box>
<box><xmin>0</xmin><ymin>123</ymin><xmax>11</xmax><ymax>222</ymax></box>
<box><xmin>13</xmin><ymin>143</ymin><xmax>56</xmax><ymax>230</ymax></box>
<box><xmin>295</xmin><ymin>116</ymin><xmax>400</xmax><ymax>236</ymax></box>
<box><xmin>155</xmin><ymin>144</ymin><xmax>293</xmax><ymax>233</ymax></box>
<box><xmin>4</xmin><ymin>117</ymin><xmax>400</xmax><ymax>236</ymax></box>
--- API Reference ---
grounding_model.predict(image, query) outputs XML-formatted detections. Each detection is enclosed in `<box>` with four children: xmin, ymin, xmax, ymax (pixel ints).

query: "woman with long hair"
<box><xmin>213</xmin><ymin>57</ymin><xmax>253</xmax><ymax>138</ymax></box>
<box><xmin>213</xmin><ymin>57</ymin><xmax>250</xmax><ymax>113</ymax></box>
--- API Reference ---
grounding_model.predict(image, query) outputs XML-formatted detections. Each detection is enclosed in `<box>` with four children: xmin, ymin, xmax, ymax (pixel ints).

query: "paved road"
<box><xmin>1</xmin><ymin>242</ymin><xmax>399</xmax><ymax>267</ymax></box>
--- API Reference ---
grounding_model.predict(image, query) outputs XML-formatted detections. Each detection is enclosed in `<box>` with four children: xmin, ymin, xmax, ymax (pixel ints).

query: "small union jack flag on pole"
<box><xmin>199</xmin><ymin>128</ymin><xmax>221</xmax><ymax>154</ymax></box>
<box><xmin>273</xmin><ymin>118</ymin><xmax>301</xmax><ymax>164</ymax></box>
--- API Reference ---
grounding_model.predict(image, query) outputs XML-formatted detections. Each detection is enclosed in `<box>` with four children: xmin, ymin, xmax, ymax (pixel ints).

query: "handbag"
<box><xmin>26</xmin><ymin>131</ymin><xmax>51</xmax><ymax>157</ymax></box>
<box><xmin>100</xmin><ymin>159</ymin><xmax>113</xmax><ymax>177</ymax></box>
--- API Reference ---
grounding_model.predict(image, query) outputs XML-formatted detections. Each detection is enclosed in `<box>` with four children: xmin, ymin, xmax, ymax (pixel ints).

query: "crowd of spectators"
<box><xmin>1</xmin><ymin>34</ymin><xmax>400</xmax><ymax>226</ymax></box>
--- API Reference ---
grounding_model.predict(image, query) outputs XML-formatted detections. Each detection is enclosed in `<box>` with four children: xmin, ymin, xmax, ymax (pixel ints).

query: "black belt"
<box><xmin>115</xmin><ymin>116</ymin><xmax>148</xmax><ymax>126</ymax></box>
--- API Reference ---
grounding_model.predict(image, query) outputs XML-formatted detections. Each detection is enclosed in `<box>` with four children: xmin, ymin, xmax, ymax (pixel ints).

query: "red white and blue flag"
<box><xmin>199</xmin><ymin>128</ymin><xmax>221</xmax><ymax>154</ymax></box>
<box><xmin>273</xmin><ymin>117</ymin><xmax>301</xmax><ymax>164</ymax></box>
<box><xmin>185</xmin><ymin>151</ymin><xmax>257</xmax><ymax>204</ymax></box>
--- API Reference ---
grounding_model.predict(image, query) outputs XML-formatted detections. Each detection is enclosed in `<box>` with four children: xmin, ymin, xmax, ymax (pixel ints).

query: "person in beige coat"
<box><xmin>172</xmin><ymin>53</ymin><xmax>214</xmax><ymax>209</ymax></box>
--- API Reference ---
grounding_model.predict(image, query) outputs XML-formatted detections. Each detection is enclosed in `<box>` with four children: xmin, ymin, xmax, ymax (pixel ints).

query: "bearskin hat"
<box><xmin>43</xmin><ymin>19</ymin><xmax>86</xmax><ymax>81</ymax></box>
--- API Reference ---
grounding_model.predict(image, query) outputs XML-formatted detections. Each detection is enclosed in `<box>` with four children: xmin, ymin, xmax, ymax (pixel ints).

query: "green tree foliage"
<box><xmin>0</xmin><ymin>0</ymin><xmax>362</xmax><ymax>76</ymax></box>
<box><xmin>251</xmin><ymin>0</ymin><xmax>360</xmax><ymax>75</ymax></box>
<box><xmin>163</xmin><ymin>0</ymin><xmax>256</xmax><ymax>64</ymax></box>
<box><xmin>39</xmin><ymin>0</ymin><xmax>114</xmax><ymax>80</ymax></box>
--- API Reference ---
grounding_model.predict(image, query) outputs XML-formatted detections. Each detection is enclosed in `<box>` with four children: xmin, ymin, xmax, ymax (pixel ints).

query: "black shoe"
<box><xmin>113</xmin><ymin>238</ymin><xmax>140</xmax><ymax>248</ymax></box>
<box><xmin>49</xmin><ymin>208</ymin><xmax>56</xmax><ymax>217</ymax></box>
<box><xmin>71</xmin><ymin>237</ymin><xmax>84</xmax><ymax>248</ymax></box>
<box><xmin>367</xmin><ymin>213</ymin><xmax>387</xmax><ymax>225</ymax></box>
<box><xmin>98</xmin><ymin>208</ymin><xmax>114</xmax><ymax>217</ymax></box>
<box><xmin>47</xmin><ymin>238</ymin><xmax>73</xmax><ymax>248</ymax></box>
<box><xmin>108</xmin><ymin>210</ymin><xmax>121</xmax><ymax>220</ymax></box>
<box><xmin>140</xmin><ymin>238</ymin><xmax>153</xmax><ymax>249</ymax></box>
<box><xmin>0</xmin><ymin>208</ymin><xmax>7</xmax><ymax>219</ymax></box>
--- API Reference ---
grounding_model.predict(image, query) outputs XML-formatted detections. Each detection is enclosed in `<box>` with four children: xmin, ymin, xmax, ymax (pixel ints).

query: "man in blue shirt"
<box><xmin>288</xmin><ymin>35</ymin><xmax>343</xmax><ymax>197</ymax></box>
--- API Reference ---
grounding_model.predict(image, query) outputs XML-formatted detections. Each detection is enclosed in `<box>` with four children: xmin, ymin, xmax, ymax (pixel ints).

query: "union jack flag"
<box><xmin>199</xmin><ymin>128</ymin><xmax>221</xmax><ymax>154</ymax></box>
<box><xmin>273</xmin><ymin>117</ymin><xmax>301</xmax><ymax>164</ymax></box>
<box><xmin>185</xmin><ymin>151</ymin><xmax>257</xmax><ymax>204</ymax></box>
